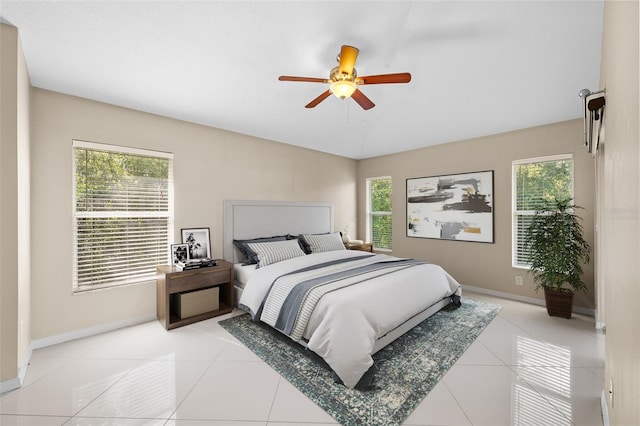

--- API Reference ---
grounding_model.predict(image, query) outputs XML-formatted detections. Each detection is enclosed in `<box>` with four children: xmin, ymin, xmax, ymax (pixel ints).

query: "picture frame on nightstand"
<box><xmin>170</xmin><ymin>243</ymin><xmax>188</xmax><ymax>265</ymax></box>
<box><xmin>181</xmin><ymin>227</ymin><xmax>211</xmax><ymax>260</ymax></box>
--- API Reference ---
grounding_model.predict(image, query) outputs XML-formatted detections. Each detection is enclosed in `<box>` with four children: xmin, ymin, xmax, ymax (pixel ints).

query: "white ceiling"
<box><xmin>1</xmin><ymin>1</ymin><xmax>603</xmax><ymax>159</ymax></box>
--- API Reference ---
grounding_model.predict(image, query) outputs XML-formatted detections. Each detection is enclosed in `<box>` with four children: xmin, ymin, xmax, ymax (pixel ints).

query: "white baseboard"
<box><xmin>30</xmin><ymin>313</ymin><xmax>156</xmax><ymax>350</ymax></box>
<box><xmin>462</xmin><ymin>284</ymin><xmax>597</xmax><ymax>317</ymax></box>
<box><xmin>601</xmin><ymin>390</ymin><xmax>610</xmax><ymax>426</ymax></box>
<box><xmin>0</xmin><ymin>313</ymin><xmax>156</xmax><ymax>394</ymax></box>
<box><xmin>0</xmin><ymin>345</ymin><xmax>33</xmax><ymax>394</ymax></box>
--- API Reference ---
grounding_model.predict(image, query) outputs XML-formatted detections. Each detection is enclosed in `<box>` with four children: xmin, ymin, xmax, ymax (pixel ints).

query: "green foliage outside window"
<box><xmin>370</xmin><ymin>178</ymin><xmax>392</xmax><ymax>212</ymax></box>
<box><xmin>74</xmin><ymin>146</ymin><xmax>171</xmax><ymax>289</ymax></box>
<box><xmin>371</xmin><ymin>215</ymin><xmax>392</xmax><ymax>250</ymax></box>
<box><xmin>513</xmin><ymin>158</ymin><xmax>573</xmax><ymax>268</ymax></box>
<box><xmin>515</xmin><ymin>160</ymin><xmax>572</xmax><ymax>211</ymax></box>
<box><xmin>75</xmin><ymin>149</ymin><xmax>169</xmax><ymax>212</ymax></box>
<box><xmin>370</xmin><ymin>178</ymin><xmax>392</xmax><ymax>250</ymax></box>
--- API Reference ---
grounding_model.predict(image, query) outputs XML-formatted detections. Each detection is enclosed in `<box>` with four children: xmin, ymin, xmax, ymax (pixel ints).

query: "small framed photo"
<box><xmin>170</xmin><ymin>244</ymin><xmax>189</xmax><ymax>265</ymax></box>
<box><xmin>181</xmin><ymin>227</ymin><xmax>211</xmax><ymax>260</ymax></box>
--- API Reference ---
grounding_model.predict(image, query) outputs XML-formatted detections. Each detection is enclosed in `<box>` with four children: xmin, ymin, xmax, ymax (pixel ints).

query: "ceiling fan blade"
<box><xmin>305</xmin><ymin>90</ymin><xmax>332</xmax><ymax>108</ymax></box>
<box><xmin>351</xmin><ymin>88</ymin><xmax>375</xmax><ymax>110</ymax></box>
<box><xmin>279</xmin><ymin>76</ymin><xmax>327</xmax><ymax>83</ymax></box>
<box><xmin>356</xmin><ymin>73</ymin><xmax>412</xmax><ymax>85</ymax></box>
<box><xmin>338</xmin><ymin>45</ymin><xmax>359</xmax><ymax>76</ymax></box>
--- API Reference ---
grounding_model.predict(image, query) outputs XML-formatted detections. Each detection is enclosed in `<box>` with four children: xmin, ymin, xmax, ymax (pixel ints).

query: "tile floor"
<box><xmin>0</xmin><ymin>291</ymin><xmax>605</xmax><ymax>425</ymax></box>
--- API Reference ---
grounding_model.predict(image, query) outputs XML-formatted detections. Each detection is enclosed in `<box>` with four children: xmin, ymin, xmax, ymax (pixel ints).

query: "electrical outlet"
<box><xmin>515</xmin><ymin>276</ymin><xmax>523</xmax><ymax>286</ymax></box>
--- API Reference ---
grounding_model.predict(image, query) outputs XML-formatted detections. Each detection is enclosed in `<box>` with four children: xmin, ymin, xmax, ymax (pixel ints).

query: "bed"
<box><xmin>223</xmin><ymin>200</ymin><xmax>462</xmax><ymax>389</ymax></box>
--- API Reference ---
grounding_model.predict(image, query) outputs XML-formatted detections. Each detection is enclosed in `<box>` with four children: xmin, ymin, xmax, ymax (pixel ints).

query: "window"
<box><xmin>73</xmin><ymin>140</ymin><xmax>174</xmax><ymax>292</ymax></box>
<box><xmin>366</xmin><ymin>176</ymin><xmax>392</xmax><ymax>251</ymax></box>
<box><xmin>512</xmin><ymin>154</ymin><xmax>573</xmax><ymax>268</ymax></box>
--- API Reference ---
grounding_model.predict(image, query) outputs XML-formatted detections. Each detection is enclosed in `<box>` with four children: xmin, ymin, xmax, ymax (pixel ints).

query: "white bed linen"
<box><xmin>239</xmin><ymin>250</ymin><xmax>462</xmax><ymax>389</ymax></box>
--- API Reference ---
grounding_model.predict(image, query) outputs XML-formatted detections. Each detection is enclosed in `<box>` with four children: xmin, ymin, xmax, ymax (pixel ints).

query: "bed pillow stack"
<box><xmin>233</xmin><ymin>235</ymin><xmax>288</xmax><ymax>265</ymax></box>
<box><xmin>233</xmin><ymin>231</ymin><xmax>346</xmax><ymax>269</ymax></box>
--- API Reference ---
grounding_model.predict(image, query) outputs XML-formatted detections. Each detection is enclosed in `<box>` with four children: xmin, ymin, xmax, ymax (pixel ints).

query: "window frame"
<box><xmin>511</xmin><ymin>153</ymin><xmax>574</xmax><ymax>269</ymax></box>
<box><xmin>366</xmin><ymin>176</ymin><xmax>392</xmax><ymax>252</ymax></box>
<box><xmin>72</xmin><ymin>140</ymin><xmax>174</xmax><ymax>293</ymax></box>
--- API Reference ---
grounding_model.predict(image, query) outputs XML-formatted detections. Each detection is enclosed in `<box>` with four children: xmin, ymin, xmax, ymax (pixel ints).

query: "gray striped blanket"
<box><xmin>259</xmin><ymin>256</ymin><xmax>426</xmax><ymax>341</ymax></box>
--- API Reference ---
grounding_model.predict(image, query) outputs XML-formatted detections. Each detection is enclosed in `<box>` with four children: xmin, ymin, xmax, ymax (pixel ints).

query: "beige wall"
<box><xmin>358</xmin><ymin>119</ymin><xmax>596</xmax><ymax>310</ymax></box>
<box><xmin>0</xmin><ymin>24</ymin><xmax>31</xmax><ymax>384</ymax></box>
<box><xmin>598</xmin><ymin>0</ymin><xmax>639</xmax><ymax>423</ymax></box>
<box><xmin>29</xmin><ymin>88</ymin><xmax>357</xmax><ymax>340</ymax></box>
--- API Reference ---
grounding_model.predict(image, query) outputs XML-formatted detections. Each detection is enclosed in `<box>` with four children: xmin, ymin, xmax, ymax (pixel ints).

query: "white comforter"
<box><xmin>238</xmin><ymin>250</ymin><xmax>462</xmax><ymax>389</ymax></box>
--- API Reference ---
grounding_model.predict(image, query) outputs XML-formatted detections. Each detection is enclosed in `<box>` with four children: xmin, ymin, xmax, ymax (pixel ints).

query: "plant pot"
<box><xmin>543</xmin><ymin>288</ymin><xmax>574</xmax><ymax>319</ymax></box>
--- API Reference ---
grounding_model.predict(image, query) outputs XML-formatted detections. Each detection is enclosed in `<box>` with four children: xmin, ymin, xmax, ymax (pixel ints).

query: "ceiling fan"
<box><xmin>278</xmin><ymin>45</ymin><xmax>411</xmax><ymax>110</ymax></box>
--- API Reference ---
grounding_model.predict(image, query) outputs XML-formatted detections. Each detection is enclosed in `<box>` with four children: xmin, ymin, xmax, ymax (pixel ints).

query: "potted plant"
<box><xmin>524</xmin><ymin>198</ymin><xmax>591</xmax><ymax>318</ymax></box>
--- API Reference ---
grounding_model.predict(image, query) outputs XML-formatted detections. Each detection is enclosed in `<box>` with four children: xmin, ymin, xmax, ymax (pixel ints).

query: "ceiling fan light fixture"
<box><xmin>330</xmin><ymin>79</ymin><xmax>357</xmax><ymax>99</ymax></box>
<box><xmin>278</xmin><ymin>45</ymin><xmax>410</xmax><ymax>110</ymax></box>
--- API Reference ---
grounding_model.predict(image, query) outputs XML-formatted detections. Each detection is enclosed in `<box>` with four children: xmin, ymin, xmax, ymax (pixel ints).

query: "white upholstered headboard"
<box><xmin>223</xmin><ymin>200</ymin><xmax>334</xmax><ymax>264</ymax></box>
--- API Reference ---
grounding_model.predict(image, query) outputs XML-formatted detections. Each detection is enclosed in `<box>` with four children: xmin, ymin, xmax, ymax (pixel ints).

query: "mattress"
<box><xmin>233</xmin><ymin>263</ymin><xmax>258</xmax><ymax>289</ymax></box>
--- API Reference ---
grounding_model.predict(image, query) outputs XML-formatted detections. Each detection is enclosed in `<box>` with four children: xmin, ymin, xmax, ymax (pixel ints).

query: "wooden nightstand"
<box><xmin>156</xmin><ymin>260</ymin><xmax>233</xmax><ymax>330</ymax></box>
<box><xmin>346</xmin><ymin>242</ymin><xmax>374</xmax><ymax>252</ymax></box>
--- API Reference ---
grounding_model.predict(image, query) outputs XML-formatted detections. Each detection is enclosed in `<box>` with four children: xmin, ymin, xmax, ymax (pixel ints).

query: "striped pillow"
<box><xmin>247</xmin><ymin>239</ymin><xmax>307</xmax><ymax>268</ymax></box>
<box><xmin>233</xmin><ymin>235</ymin><xmax>288</xmax><ymax>265</ymax></box>
<box><xmin>302</xmin><ymin>232</ymin><xmax>346</xmax><ymax>253</ymax></box>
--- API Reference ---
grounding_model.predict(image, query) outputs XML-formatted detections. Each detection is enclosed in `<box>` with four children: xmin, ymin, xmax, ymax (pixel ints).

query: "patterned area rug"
<box><xmin>219</xmin><ymin>297</ymin><xmax>501</xmax><ymax>426</ymax></box>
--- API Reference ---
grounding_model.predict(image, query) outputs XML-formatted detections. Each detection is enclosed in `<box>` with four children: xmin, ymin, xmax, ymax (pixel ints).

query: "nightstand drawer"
<box><xmin>167</xmin><ymin>268</ymin><xmax>229</xmax><ymax>294</ymax></box>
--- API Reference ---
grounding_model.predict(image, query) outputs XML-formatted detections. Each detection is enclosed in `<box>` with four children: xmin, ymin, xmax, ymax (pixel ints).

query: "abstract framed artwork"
<box><xmin>406</xmin><ymin>170</ymin><xmax>494</xmax><ymax>243</ymax></box>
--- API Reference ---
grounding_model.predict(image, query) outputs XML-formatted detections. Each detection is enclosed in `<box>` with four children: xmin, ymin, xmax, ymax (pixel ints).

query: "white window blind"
<box><xmin>512</xmin><ymin>155</ymin><xmax>573</xmax><ymax>268</ymax></box>
<box><xmin>73</xmin><ymin>140</ymin><xmax>174</xmax><ymax>292</ymax></box>
<box><xmin>367</xmin><ymin>176</ymin><xmax>392</xmax><ymax>251</ymax></box>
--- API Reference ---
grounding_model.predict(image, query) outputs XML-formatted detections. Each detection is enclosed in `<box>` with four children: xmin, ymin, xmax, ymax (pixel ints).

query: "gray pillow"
<box><xmin>233</xmin><ymin>235</ymin><xmax>288</xmax><ymax>265</ymax></box>
<box><xmin>247</xmin><ymin>239</ymin><xmax>307</xmax><ymax>268</ymax></box>
<box><xmin>301</xmin><ymin>232</ymin><xmax>346</xmax><ymax>253</ymax></box>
